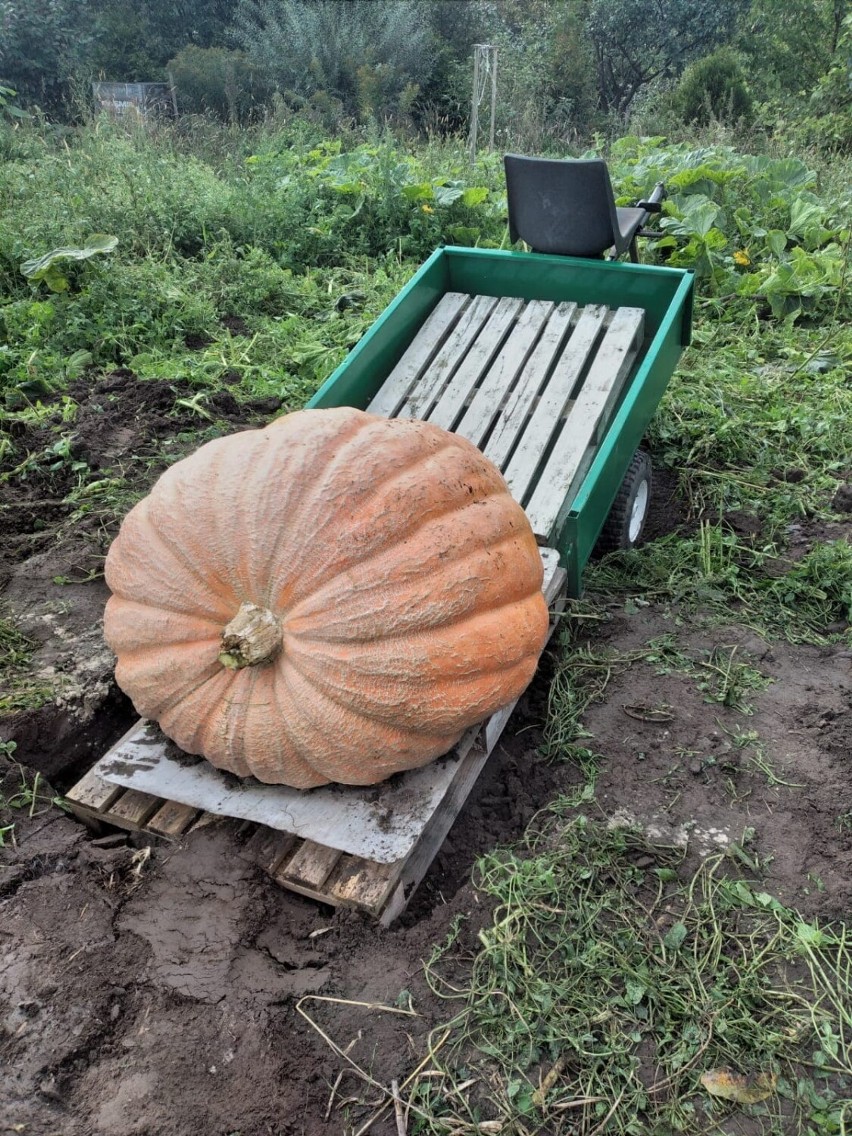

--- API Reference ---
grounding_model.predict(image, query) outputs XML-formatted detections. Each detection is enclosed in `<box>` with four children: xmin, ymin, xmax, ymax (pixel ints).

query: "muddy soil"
<box><xmin>1</xmin><ymin>381</ymin><xmax>850</xmax><ymax>1135</ymax></box>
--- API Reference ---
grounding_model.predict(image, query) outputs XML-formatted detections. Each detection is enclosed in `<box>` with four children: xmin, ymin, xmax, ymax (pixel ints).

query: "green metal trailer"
<box><xmin>307</xmin><ymin>245</ymin><xmax>694</xmax><ymax>597</ymax></box>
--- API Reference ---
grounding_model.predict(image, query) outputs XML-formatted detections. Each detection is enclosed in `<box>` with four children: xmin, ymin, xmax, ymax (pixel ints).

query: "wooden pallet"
<box><xmin>368</xmin><ymin>293</ymin><xmax>644</xmax><ymax>542</ymax></box>
<box><xmin>63</xmin><ymin>758</ymin><xmax>465</xmax><ymax>922</ymax></box>
<box><xmin>67</xmin><ymin>553</ymin><xmax>566</xmax><ymax>924</ymax></box>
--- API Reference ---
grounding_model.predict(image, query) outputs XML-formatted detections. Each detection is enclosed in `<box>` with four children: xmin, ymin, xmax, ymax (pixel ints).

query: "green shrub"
<box><xmin>233</xmin><ymin>0</ymin><xmax>431</xmax><ymax>124</ymax></box>
<box><xmin>674</xmin><ymin>49</ymin><xmax>754</xmax><ymax>127</ymax></box>
<box><xmin>802</xmin><ymin>13</ymin><xmax>852</xmax><ymax>152</ymax></box>
<box><xmin>167</xmin><ymin>46</ymin><xmax>272</xmax><ymax>124</ymax></box>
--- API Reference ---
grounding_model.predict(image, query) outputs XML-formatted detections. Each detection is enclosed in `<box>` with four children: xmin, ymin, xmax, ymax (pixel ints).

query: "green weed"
<box><xmin>413</xmin><ymin>815</ymin><xmax>852</xmax><ymax>1135</ymax></box>
<box><xmin>0</xmin><ymin>616</ymin><xmax>52</xmax><ymax>714</ymax></box>
<box><xmin>590</xmin><ymin>529</ymin><xmax>852</xmax><ymax>646</ymax></box>
<box><xmin>0</xmin><ymin>755</ymin><xmax>69</xmax><ymax>847</ymax></box>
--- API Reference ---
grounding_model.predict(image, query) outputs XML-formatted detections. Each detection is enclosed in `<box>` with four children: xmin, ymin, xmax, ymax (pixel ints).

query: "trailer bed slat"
<box><xmin>525</xmin><ymin>306</ymin><xmax>645</xmax><ymax>539</ymax></box>
<box><xmin>396</xmin><ymin>293</ymin><xmax>498</xmax><ymax>420</ymax></box>
<box><xmin>483</xmin><ymin>301</ymin><xmax>577</xmax><ymax>470</ymax></box>
<box><xmin>367</xmin><ymin>291</ymin><xmax>469</xmax><ymax>417</ymax></box>
<box><xmin>453</xmin><ymin>299</ymin><xmax>554</xmax><ymax>448</ymax></box>
<box><xmin>502</xmin><ymin>304</ymin><xmax>608</xmax><ymax>509</ymax></box>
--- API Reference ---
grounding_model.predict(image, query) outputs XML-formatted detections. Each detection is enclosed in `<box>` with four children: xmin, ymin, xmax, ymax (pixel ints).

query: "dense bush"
<box><xmin>166</xmin><ymin>46</ymin><xmax>272</xmax><ymax>124</ymax></box>
<box><xmin>673</xmin><ymin>49</ymin><xmax>754</xmax><ymax>127</ymax></box>
<box><xmin>232</xmin><ymin>0</ymin><xmax>432</xmax><ymax>124</ymax></box>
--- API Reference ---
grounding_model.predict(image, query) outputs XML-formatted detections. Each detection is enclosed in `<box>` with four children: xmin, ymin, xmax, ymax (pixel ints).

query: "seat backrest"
<box><xmin>504</xmin><ymin>154</ymin><xmax>620</xmax><ymax>258</ymax></box>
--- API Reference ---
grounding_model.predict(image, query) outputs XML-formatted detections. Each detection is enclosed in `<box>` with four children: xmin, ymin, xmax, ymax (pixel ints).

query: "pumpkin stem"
<box><xmin>219</xmin><ymin>602</ymin><xmax>282</xmax><ymax>669</ymax></box>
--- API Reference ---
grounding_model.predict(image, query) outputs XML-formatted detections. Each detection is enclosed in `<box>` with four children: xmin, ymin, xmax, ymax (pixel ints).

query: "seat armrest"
<box><xmin>637</xmin><ymin>181</ymin><xmax>666</xmax><ymax>212</ymax></box>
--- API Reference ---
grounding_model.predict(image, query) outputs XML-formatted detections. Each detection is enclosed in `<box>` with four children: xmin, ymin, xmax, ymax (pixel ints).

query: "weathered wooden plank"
<box><xmin>146</xmin><ymin>798</ymin><xmax>200</xmax><ymax>837</ymax></box>
<box><xmin>454</xmin><ymin>299</ymin><xmax>554</xmax><ymax>448</ymax></box>
<box><xmin>65</xmin><ymin>766</ymin><xmax>124</xmax><ymax>816</ymax></box>
<box><xmin>525</xmin><ymin>306</ymin><xmax>645</xmax><ymax>540</ymax></box>
<box><xmin>327</xmin><ymin>856</ymin><xmax>399</xmax><ymax>911</ymax></box>
<box><xmin>483</xmin><ymin>302</ymin><xmax>577</xmax><ymax>471</ymax></box>
<box><xmin>241</xmin><ymin>827</ymin><xmax>298</xmax><ymax>874</ymax></box>
<box><xmin>187</xmin><ymin>811</ymin><xmax>221</xmax><ymax>832</ymax></box>
<box><xmin>397</xmin><ymin>294</ymin><xmax>498</xmax><ymax>420</ymax></box>
<box><xmin>502</xmin><ymin>304</ymin><xmax>608</xmax><ymax>507</ymax></box>
<box><xmin>106</xmin><ymin>789</ymin><xmax>162</xmax><ymax>830</ymax></box>
<box><xmin>367</xmin><ymin>292</ymin><xmax>470</xmax><ymax>417</ymax></box>
<box><xmin>279</xmin><ymin>840</ymin><xmax>342</xmax><ymax>889</ymax></box>
<box><xmin>425</xmin><ymin>296</ymin><xmax>524</xmax><ymax>432</ymax></box>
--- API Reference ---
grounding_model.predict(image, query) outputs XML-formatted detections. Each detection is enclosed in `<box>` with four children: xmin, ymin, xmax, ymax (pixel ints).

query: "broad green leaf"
<box><xmin>434</xmin><ymin>185</ymin><xmax>464</xmax><ymax>206</ymax></box>
<box><xmin>43</xmin><ymin>264</ymin><xmax>70</xmax><ymax>293</ymax></box>
<box><xmin>796</xmin><ymin>922</ymin><xmax>824</xmax><ymax>947</ymax></box>
<box><xmin>789</xmin><ymin>197</ymin><xmax>830</xmax><ymax>245</ymax></box>
<box><xmin>662</xmin><ymin>196</ymin><xmax>721</xmax><ymax>239</ymax></box>
<box><xmin>765</xmin><ymin>230</ymin><xmax>788</xmax><ymax>258</ymax></box>
<box><xmin>663</xmin><ymin>922</ymin><xmax>687</xmax><ymax>951</ymax></box>
<box><xmin>462</xmin><ymin>186</ymin><xmax>489</xmax><ymax>207</ymax></box>
<box><xmin>447</xmin><ymin>225</ymin><xmax>481</xmax><ymax>246</ymax></box>
<box><xmin>21</xmin><ymin>236</ymin><xmax>119</xmax><ymax>285</ymax></box>
<box><xmin>401</xmin><ymin>182</ymin><xmax>432</xmax><ymax>202</ymax></box>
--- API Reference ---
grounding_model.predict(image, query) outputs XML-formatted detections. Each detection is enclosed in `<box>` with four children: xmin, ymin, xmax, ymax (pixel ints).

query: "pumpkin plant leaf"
<box><xmin>20</xmin><ymin>235</ymin><xmax>119</xmax><ymax>289</ymax></box>
<box><xmin>663</xmin><ymin>922</ymin><xmax>687</xmax><ymax>951</ymax></box>
<box><xmin>433</xmin><ymin>184</ymin><xmax>464</xmax><ymax>206</ymax></box>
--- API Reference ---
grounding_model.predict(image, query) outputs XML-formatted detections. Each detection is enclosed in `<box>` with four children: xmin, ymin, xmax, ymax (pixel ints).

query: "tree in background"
<box><xmin>586</xmin><ymin>0</ymin><xmax>743</xmax><ymax>117</ymax></box>
<box><xmin>802</xmin><ymin>10</ymin><xmax>852</xmax><ymax>149</ymax></box>
<box><xmin>737</xmin><ymin>0</ymin><xmax>847</xmax><ymax>99</ymax></box>
<box><xmin>1</xmin><ymin>0</ymin><xmax>848</xmax><ymax>147</ymax></box>
<box><xmin>0</xmin><ymin>0</ymin><xmax>235</xmax><ymax>113</ymax></box>
<box><xmin>469</xmin><ymin>0</ymin><xmax>599</xmax><ymax>149</ymax></box>
<box><xmin>414</xmin><ymin>0</ymin><xmax>490</xmax><ymax>134</ymax></box>
<box><xmin>673</xmin><ymin>48</ymin><xmax>754</xmax><ymax>127</ymax></box>
<box><xmin>232</xmin><ymin>0</ymin><xmax>432</xmax><ymax>122</ymax></box>
<box><xmin>0</xmin><ymin>0</ymin><xmax>94</xmax><ymax>113</ymax></box>
<box><xmin>86</xmin><ymin>0</ymin><xmax>235</xmax><ymax>79</ymax></box>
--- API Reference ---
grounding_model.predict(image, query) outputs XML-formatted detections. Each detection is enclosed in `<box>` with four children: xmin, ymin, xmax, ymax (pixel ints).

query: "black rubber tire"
<box><xmin>595</xmin><ymin>450</ymin><xmax>653</xmax><ymax>554</ymax></box>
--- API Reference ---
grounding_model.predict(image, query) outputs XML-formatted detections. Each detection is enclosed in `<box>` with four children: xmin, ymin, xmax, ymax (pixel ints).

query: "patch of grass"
<box><xmin>0</xmin><ymin>615</ymin><xmax>52</xmax><ymax>714</ymax></box>
<box><xmin>648</xmin><ymin>317</ymin><xmax>852</xmax><ymax>531</ymax></box>
<box><xmin>0</xmin><ymin>750</ymin><xmax>69</xmax><ymax>847</ymax></box>
<box><xmin>590</xmin><ymin>526</ymin><xmax>852</xmax><ymax>646</ymax></box>
<box><xmin>413</xmin><ymin>814</ymin><xmax>852</xmax><ymax>1135</ymax></box>
<box><xmin>729</xmin><ymin>729</ymin><xmax>806</xmax><ymax>790</ymax></box>
<box><xmin>644</xmin><ymin>635</ymin><xmax>771</xmax><ymax>715</ymax></box>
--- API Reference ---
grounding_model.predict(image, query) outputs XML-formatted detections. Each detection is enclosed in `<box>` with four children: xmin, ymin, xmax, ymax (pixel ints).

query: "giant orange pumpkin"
<box><xmin>103</xmin><ymin>407</ymin><xmax>549</xmax><ymax>788</ymax></box>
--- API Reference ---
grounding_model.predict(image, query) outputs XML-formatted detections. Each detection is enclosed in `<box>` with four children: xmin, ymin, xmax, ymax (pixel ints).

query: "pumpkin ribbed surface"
<box><xmin>103</xmin><ymin>407</ymin><xmax>549</xmax><ymax>788</ymax></box>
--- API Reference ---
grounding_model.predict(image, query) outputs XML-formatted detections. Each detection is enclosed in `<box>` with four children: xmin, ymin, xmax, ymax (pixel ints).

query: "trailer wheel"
<box><xmin>596</xmin><ymin>450</ymin><xmax>652</xmax><ymax>553</ymax></box>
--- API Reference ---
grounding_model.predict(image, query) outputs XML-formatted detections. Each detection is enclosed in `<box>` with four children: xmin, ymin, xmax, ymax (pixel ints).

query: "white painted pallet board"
<box><xmin>397</xmin><ymin>293</ymin><xmax>498</xmax><ymax>420</ymax></box>
<box><xmin>366</xmin><ymin>291</ymin><xmax>470</xmax><ymax>418</ymax></box>
<box><xmin>525</xmin><ymin>306</ymin><xmax>645</xmax><ymax>538</ymax></box>
<box><xmin>482</xmin><ymin>301</ymin><xmax>577</xmax><ymax>470</ymax></box>
<box><xmin>453</xmin><ymin>299</ymin><xmax>554</xmax><ymax>449</ymax></box>
<box><xmin>501</xmin><ymin>304</ymin><xmax>609</xmax><ymax>506</ymax></box>
<box><xmin>95</xmin><ymin>549</ymin><xmax>565</xmax><ymax>865</ymax></box>
<box><xmin>417</xmin><ymin>295</ymin><xmax>523</xmax><ymax>429</ymax></box>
